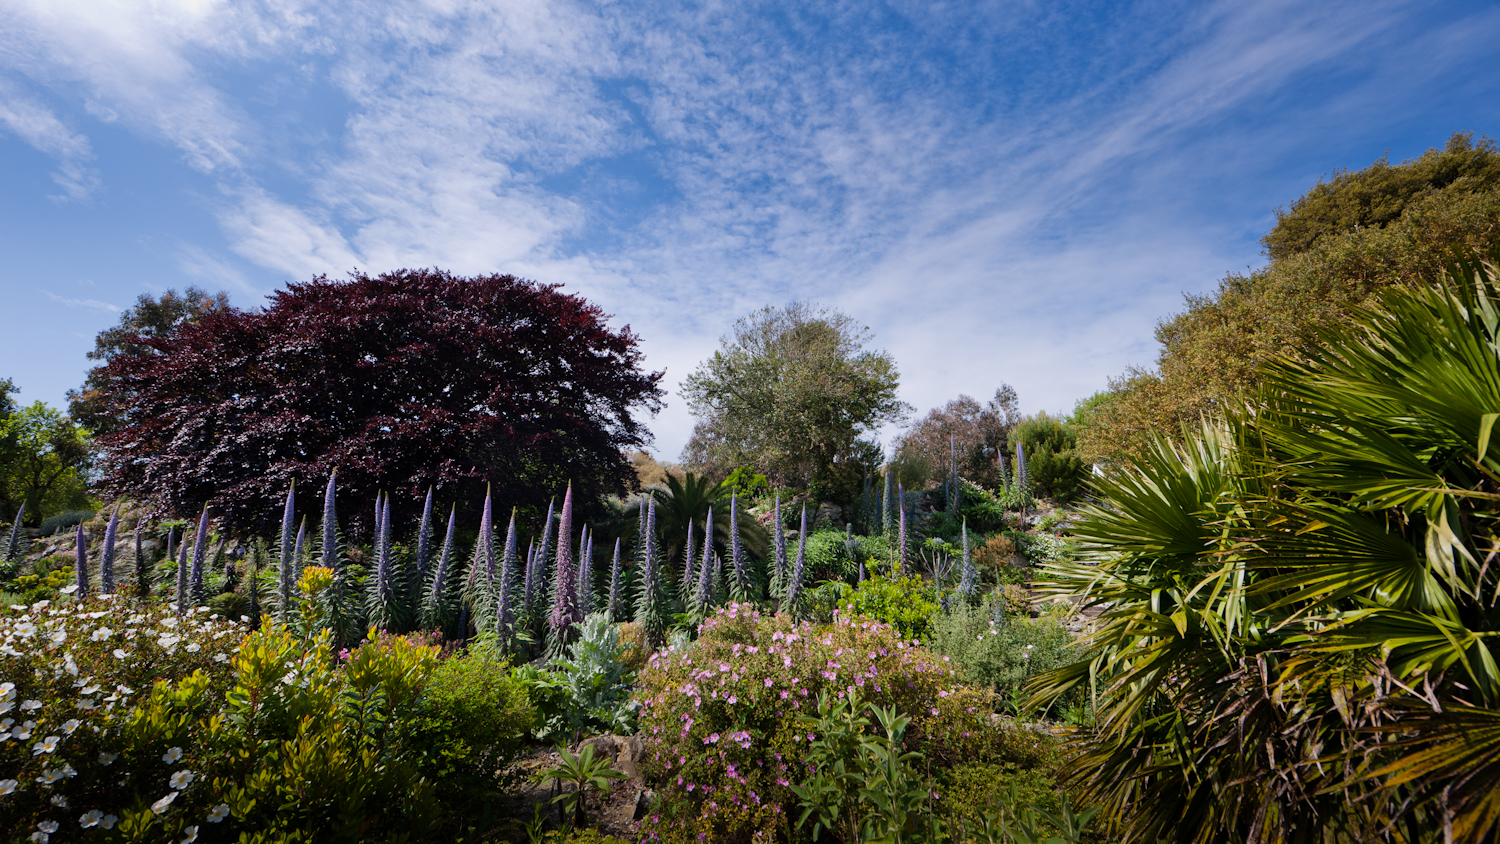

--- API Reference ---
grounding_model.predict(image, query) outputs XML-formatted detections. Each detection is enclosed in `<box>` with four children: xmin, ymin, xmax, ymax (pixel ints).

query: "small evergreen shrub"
<box><xmin>928</xmin><ymin>599</ymin><xmax>1076</xmax><ymax>714</ymax></box>
<box><xmin>840</xmin><ymin>574</ymin><xmax>939</xmax><ymax>641</ymax></box>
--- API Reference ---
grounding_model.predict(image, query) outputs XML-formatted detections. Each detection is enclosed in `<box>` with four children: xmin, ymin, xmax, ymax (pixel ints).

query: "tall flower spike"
<box><xmin>771</xmin><ymin>493</ymin><xmax>786</xmax><ymax>600</ymax></box>
<box><xmin>320</xmin><ymin>473</ymin><xmax>338</xmax><ymax>568</ymax></box>
<box><xmin>549</xmin><ymin>484</ymin><xmax>581</xmax><ymax>649</ymax></box>
<box><xmin>415</xmin><ymin>488</ymin><xmax>435</xmax><ymax>583</ymax></box>
<box><xmin>680</xmin><ymin>518</ymin><xmax>697</xmax><ymax>608</ymax></box>
<box><xmin>100</xmin><ymin>508</ymin><xmax>119</xmax><ymax>594</ymax></box>
<box><xmin>897</xmin><ymin>482</ymin><xmax>908</xmax><ymax>575</ymax></box>
<box><xmin>1016</xmin><ymin>441</ymin><xmax>1031</xmax><ymax>504</ymax></box>
<box><xmin>577</xmin><ymin>524</ymin><xmax>594</xmax><ymax>615</ymax></box>
<box><xmin>134</xmin><ymin>516</ymin><xmax>148</xmax><ymax>598</ymax></box>
<box><xmin>882</xmin><ymin>466</ymin><xmax>894</xmax><ymax>535</ymax></box>
<box><xmin>74</xmin><ymin>523</ymin><xmax>89</xmax><ymax>599</ymax></box>
<box><xmin>497</xmin><ymin>508</ymin><xmax>518</xmax><ymax>635</ymax></box>
<box><xmin>187</xmin><ymin>507</ymin><xmax>210</xmax><ymax>606</ymax></box>
<box><xmin>785</xmin><ymin>505</ymin><xmax>809</xmax><ymax>612</ymax></box>
<box><xmin>635</xmin><ymin>497</ymin><xmax>665</xmax><ymax>645</ymax></box>
<box><xmin>997</xmin><ymin>443</ymin><xmax>1012</xmax><ymax>492</ymax></box>
<box><xmin>278</xmin><ymin>483</ymin><xmax>297</xmax><ymax>616</ymax></box>
<box><xmin>959</xmin><ymin>518</ymin><xmax>976</xmax><ymax>600</ymax></box>
<box><xmin>424</xmin><ymin>504</ymin><xmax>458</xmax><ymax>631</ymax></box>
<box><xmin>523</xmin><ymin>539</ymin><xmax>538</xmax><ymax>617</ymax></box>
<box><xmin>729</xmin><ymin>491</ymin><xmax>750</xmax><ymax>601</ymax></box>
<box><xmin>174</xmin><ymin>527</ymin><xmax>189</xmax><ymax>614</ymax></box>
<box><xmin>533</xmin><ymin>499</ymin><xmax>555</xmax><ymax>615</ymax></box>
<box><xmin>607</xmin><ymin>537</ymin><xmax>624</xmax><ymax>621</ymax></box>
<box><xmin>479</xmin><ymin>487</ymin><xmax>497</xmax><ymax>596</ymax></box>
<box><xmin>368</xmin><ymin>493</ymin><xmax>400</xmax><ymax>632</ymax></box>
<box><xmin>694</xmin><ymin>507</ymin><xmax>715</xmax><ymax>614</ymax></box>
<box><xmin>3</xmin><ymin>502</ymin><xmax>24</xmax><ymax>564</ymax></box>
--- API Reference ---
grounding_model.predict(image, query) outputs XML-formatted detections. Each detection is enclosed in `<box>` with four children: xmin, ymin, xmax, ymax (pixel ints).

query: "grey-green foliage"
<box><xmin>803</xmin><ymin>529</ymin><xmax>884</xmax><ymax>582</ymax></box>
<box><xmin>519</xmin><ymin>612</ymin><xmax>639</xmax><ymax>744</ymax></box>
<box><xmin>928</xmin><ymin>598</ymin><xmax>1074</xmax><ymax>712</ymax></box>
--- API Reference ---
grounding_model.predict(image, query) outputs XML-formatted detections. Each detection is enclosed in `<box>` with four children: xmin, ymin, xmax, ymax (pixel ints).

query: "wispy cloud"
<box><xmin>44</xmin><ymin>291</ymin><xmax>119</xmax><ymax>312</ymax></box>
<box><xmin>0</xmin><ymin>77</ymin><xmax>98</xmax><ymax>200</ymax></box>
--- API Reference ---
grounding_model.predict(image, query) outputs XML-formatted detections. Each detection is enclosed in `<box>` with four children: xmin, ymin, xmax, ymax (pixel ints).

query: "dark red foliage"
<box><xmin>96</xmin><ymin>270</ymin><xmax>665</xmax><ymax>535</ymax></box>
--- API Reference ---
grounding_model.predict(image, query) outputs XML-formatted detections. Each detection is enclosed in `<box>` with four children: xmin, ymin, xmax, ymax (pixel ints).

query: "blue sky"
<box><xmin>2</xmin><ymin>0</ymin><xmax>1497</xmax><ymax>459</ymax></box>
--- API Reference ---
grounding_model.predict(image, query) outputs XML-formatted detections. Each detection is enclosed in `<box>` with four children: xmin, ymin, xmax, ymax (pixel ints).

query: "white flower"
<box><xmin>60</xmin><ymin>584</ymin><xmax>79</xmax><ymax>594</ymax></box>
<box><xmin>61</xmin><ymin>719</ymin><xmax>80</xmax><ymax>735</ymax></box>
<box><xmin>0</xmin><ymin>681</ymin><xmax>14</xmax><ymax>698</ymax></box>
<box><xmin>76</xmin><ymin>699</ymin><xmax>94</xmax><ymax>709</ymax></box>
<box><xmin>31</xmin><ymin>600</ymin><xmax>50</xmax><ymax>609</ymax></box>
<box><xmin>61</xmin><ymin>765</ymin><xmax>77</xmax><ymax>778</ymax></box>
<box><xmin>20</xmin><ymin>700</ymin><xmax>41</xmax><ymax>711</ymax></box>
<box><xmin>161</xmin><ymin>617</ymin><xmax>178</xmax><ymax>628</ymax></box>
<box><xmin>39</xmin><ymin>820</ymin><xmax>59</xmax><ymax>833</ymax></box>
<box><xmin>0</xmin><ymin>778</ymin><xmax>17</xmax><ymax>794</ymax></box>
<box><xmin>213</xmin><ymin>653</ymin><xmax>228</xmax><ymax>663</ymax></box>
<box><xmin>182</xmin><ymin>824</ymin><xmax>199</xmax><ymax>843</ymax></box>
<box><xmin>0</xmin><ymin>701</ymin><xmax>11</xmax><ymax>716</ymax></box>
<box><xmin>98</xmin><ymin>752</ymin><xmax>118</xmax><ymax>765</ymax></box>
<box><xmin>158</xmin><ymin>635</ymin><xmax>180</xmax><ymax>648</ymax></box>
<box><xmin>90</xmin><ymin>627</ymin><xmax>113</xmax><ymax>642</ymax></box>
<box><xmin>81</xmin><ymin>685</ymin><xmax>100</xmax><ymax>696</ymax></box>
<box><xmin>151</xmin><ymin>791</ymin><xmax>177</xmax><ymax>814</ymax></box>
<box><xmin>30</xmin><ymin>832</ymin><xmax>48</xmax><ymax>843</ymax></box>
<box><xmin>162</xmin><ymin>746</ymin><xmax>184</xmax><ymax>763</ymax></box>
<box><xmin>37</xmin><ymin>768</ymin><xmax>64</xmax><ymax>785</ymax></box>
<box><xmin>15</xmin><ymin>720</ymin><xmax>36</xmax><ymax>739</ymax></box>
<box><xmin>100</xmin><ymin>815</ymin><xmax>117</xmax><ymax>830</ymax></box>
<box><xmin>79</xmin><ymin>809</ymin><xmax>104</xmax><ymax>827</ymax></box>
<box><xmin>50</xmin><ymin>794</ymin><xmax>67</xmax><ymax>807</ymax></box>
<box><xmin>33</xmin><ymin>736</ymin><xmax>60</xmax><ymax>755</ymax></box>
<box><xmin>207</xmin><ymin>803</ymin><xmax>230</xmax><ymax>823</ymax></box>
<box><xmin>169</xmin><ymin>770</ymin><xmax>195</xmax><ymax>789</ymax></box>
<box><xmin>185</xmin><ymin>643</ymin><xmax>200</xmax><ymax>653</ymax></box>
<box><xmin>112</xmin><ymin>649</ymin><xmax>129</xmax><ymax>659</ymax></box>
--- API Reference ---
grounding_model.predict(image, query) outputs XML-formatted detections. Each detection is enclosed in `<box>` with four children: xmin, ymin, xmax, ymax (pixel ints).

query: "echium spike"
<box><xmin>729</xmin><ymin>491</ymin><xmax>751</xmax><ymax>602</ymax></box>
<box><xmin>549</xmin><ymin>484</ymin><xmax>582</xmax><ymax>651</ymax></box>
<box><xmin>479</xmin><ymin>487</ymin><xmax>497</xmax><ymax>596</ymax></box>
<box><xmin>188</xmin><ymin>507</ymin><xmax>210</xmax><ymax>606</ymax></box>
<box><xmin>533</xmin><ymin>499</ymin><xmax>555</xmax><ymax>615</ymax></box>
<box><xmin>680</xmin><ymin>518</ymin><xmax>697</xmax><ymax>608</ymax></box>
<box><xmin>784</xmin><ymin>505</ymin><xmax>809</xmax><ymax>614</ymax></box>
<box><xmin>320</xmin><ymin>473</ymin><xmax>339</xmax><ymax>568</ymax></box>
<box><xmin>896</xmin><ymin>482</ymin><xmax>908</xmax><ymax>575</ymax></box>
<box><xmin>997</xmin><ymin>443</ymin><xmax>1012</xmax><ymax>492</ymax></box>
<box><xmin>577</xmin><ymin>525</ymin><xmax>594</xmax><ymax>615</ymax></box>
<box><xmin>174</xmin><ymin>527</ymin><xmax>190</xmax><ymax>614</ymax></box>
<box><xmin>635</xmin><ymin>498</ymin><xmax>665</xmax><ymax>645</ymax></box>
<box><xmin>693</xmin><ymin>507</ymin><xmax>715</xmax><ymax>616</ymax></box>
<box><xmin>100</xmin><ymin>508</ymin><xmax>119</xmax><ymax>594</ymax></box>
<box><xmin>959</xmin><ymin>518</ymin><xmax>977</xmax><ymax>600</ymax></box>
<box><xmin>134</xmin><ymin>516</ymin><xmax>148</xmax><ymax>598</ymax></box>
<box><xmin>607</xmin><ymin>538</ymin><xmax>624</xmax><ymax>621</ymax></box>
<box><xmin>523</xmin><ymin>538</ymin><xmax>538</xmax><ymax>615</ymax></box>
<box><xmin>1016</xmin><ymin>441</ymin><xmax>1031</xmax><ymax>503</ymax></box>
<box><xmin>415</xmin><ymin>487</ymin><xmax>435</xmax><ymax>583</ymax></box>
<box><xmin>277</xmin><ymin>483</ymin><xmax>297</xmax><ymax>617</ymax></box>
<box><xmin>497</xmin><ymin>509</ymin><xmax>518</xmax><ymax>636</ymax></box>
<box><xmin>74</xmin><ymin>523</ymin><xmax>89</xmax><ymax>599</ymax></box>
<box><xmin>424</xmin><ymin>505</ymin><xmax>458</xmax><ymax>632</ymax></box>
<box><xmin>882</xmin><ymin>465</ymin><xmax>895</xmax><ymax>535</ymax></box>
<box><xmin>771</xmin><ymin>493</ymin><xmax>786</xmax><ymax>600</ymax></box>
<box><xmin>4</xmin><ymin>502</ymin><xmax>25</xmax><ymax>565</ymax></box>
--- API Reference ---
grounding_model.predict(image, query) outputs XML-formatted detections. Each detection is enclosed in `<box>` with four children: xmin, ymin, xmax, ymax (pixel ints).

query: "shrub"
<box><xmin>37</xmin><ymin>511</ymin><xmax>94</xmax><ymax>537</ymax></box>
<box><xmin>0</xmin><ymin>597</ymin><xmax>243</xmax><ymax>840</ymax></box>
<box><xmin>840</xmin><ymin>574</ymin><xmax>939</xmax><ymax>642</ymax></box>
<box><xmin>404</xmin><ymin>639</ymin><xmax>535</xmax><ymax>832</ymax></box>
<box><xmin>515</xmin><ymin>612</ymin><xmax>638</xmax><ymax>745</ymax></box>
<box><xmin>1007</xmin><ymin>530</ymin><xmax>1074</xmax><ymax>567</ymax></box>
<box><xmin>635</xmin><ymin>604</ymin><xmax>997</xmax><ymax>844</ymax></box>
<box><xmin>928</xmin><ymin>599</ymin><xmax>1076</xmax><ymax>714</ymax></box>
<box><xmin>971</xmin><ymin>534</ymin><xmax>1026</xmax><ymax>586</ymax></box>
<box><xmin>802</xmin><ymin>529</ymin><xmax>882</xmax><ymax>583</ymax></box>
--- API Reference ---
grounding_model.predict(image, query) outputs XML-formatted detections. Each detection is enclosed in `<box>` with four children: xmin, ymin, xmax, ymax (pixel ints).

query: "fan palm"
<box><xmin>1031</xmin><ymin>248</ymin><xmax>1500</xmax><ymax>843</ymax></box>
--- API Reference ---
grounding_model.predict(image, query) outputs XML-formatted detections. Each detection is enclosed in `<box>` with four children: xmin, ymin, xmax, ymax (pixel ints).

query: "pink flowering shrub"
<box><xmin>635</xmin><ymin>603</ymin><xmax>997</xmax><ymax>844</ymax></box>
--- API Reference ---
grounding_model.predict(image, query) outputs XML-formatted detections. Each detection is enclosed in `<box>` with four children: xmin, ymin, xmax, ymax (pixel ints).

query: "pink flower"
<box><xmin>764</xmin><ymin>679</ymin><xmax>773</xmax><ymax>688</ymax></box>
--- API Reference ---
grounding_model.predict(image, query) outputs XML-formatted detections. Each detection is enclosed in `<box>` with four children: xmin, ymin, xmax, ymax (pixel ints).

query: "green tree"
<box><xmin>1012</xmin><ymin>412</ymin><xmax>1088</xmax><ymax>502</ymax></box>
<box><xmin>1032</xmin><ymin>250</ymin><xmax>1500</xmax><ymax>842</ymax></box>
<box><xmin>0</xmin><ymin>402</ymin><xmax>93</xmax><ymax>524</ymax></box>
<box><xmin>0</xmin><ymin>378</ymin><xmax>20</xmax><ymax>521</ymax></box>
<box><xmin>681</xmin><ymin>301</ymin><xmax>911</xmax><ymax>490</ymax></box>
<box><xmin>67</xmin><ymin>286</ymin><xmax>234</xmax><ymax>436</ymax></box>
<box><xmin>1081</xmin><ymin>132</ymin><xmax>1500</xmax><ymax>464</ymax></box>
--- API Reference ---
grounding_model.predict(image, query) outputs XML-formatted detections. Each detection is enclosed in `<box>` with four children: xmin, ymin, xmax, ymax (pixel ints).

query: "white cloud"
<box><xmin>0</xmin><ymin>77</ymin><xmax>98</xmax><ymax>199</ymax></box>
<box><xmin>44</xmin><ymin>291</ymin><xmax>119</xmax><ymax>312</ymax></box>
<box><xmin>218</xmin><ymin>186</ymin><xmax>361</xmax><ymax>279</ymax></box>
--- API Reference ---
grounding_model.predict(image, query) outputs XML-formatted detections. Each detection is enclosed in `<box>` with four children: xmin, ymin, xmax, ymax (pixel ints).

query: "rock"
<box><xmin>632</xmin><ymin>789</ymin><xmax>654</xmax><ymax>821</ymax></box>
<box><xmin>616</xmin><ymin>734</ymin><xmax>644</xmax><ymax>780</ymax></box>
<box><xmin>584</xmin><ymin>734</ymin><xmax>620</xmax><ymax>759</ymax></box>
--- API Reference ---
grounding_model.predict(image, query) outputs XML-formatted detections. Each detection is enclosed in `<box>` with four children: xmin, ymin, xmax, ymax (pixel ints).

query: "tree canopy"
<box><xmin>68</xmin><ymin>286</ymin><xmax>234</xmax><ymax>437</ymax></box>
<box><xmin>1079</xmin><ymin>131</ymin><xmax>1500</xmax><ymax>463</ymax></box>
<box><xmin>0</xmin><ymin>394</ymin><xmax>93</xmax><ymax>525</ymax></box>
<box><xmin>94</xmin><ymin>270</ymin><xmax>664</xmax><ymax>533</ymax></box>
<box><xmin>891</xmin><ymin>386</ymin><xmax>1018</xmax><ymax>489</ymax></box>
<box><xmin>681</xmin><ymin>302</ymin><xmax>910</xmax><ymax>490</ymax></box>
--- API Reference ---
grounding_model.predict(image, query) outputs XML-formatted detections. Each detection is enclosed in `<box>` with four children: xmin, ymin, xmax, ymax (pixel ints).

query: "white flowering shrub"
<box><xmin>0</xmin><ymin>597</ymin><xmax>243</xmax><ymax>842</ymax></box>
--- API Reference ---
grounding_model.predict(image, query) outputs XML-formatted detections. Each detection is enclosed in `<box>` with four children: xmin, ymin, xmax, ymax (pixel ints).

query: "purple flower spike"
<box><xmin>74</xmin><ymin>523</ymin><xmax>89</xmax><ymax>599</ymax></box>
<box><xmin>100</xmin><ymin>508</ymin><xmax>119</xmax><ymax>594</ymax></box>
<box><xmin>549</xmin><ymin>484</ymin><xmax>581</xmax><ymax>642</ymax></box>
<box><xmin>320</xmin><ymin>473</ymin><xmax>339</xmax><ymax>569</ymax></box>
<box><xmin>187</xmin><ymin>507</ymin><xmax>210</xmax><ymax>606</ymax></box>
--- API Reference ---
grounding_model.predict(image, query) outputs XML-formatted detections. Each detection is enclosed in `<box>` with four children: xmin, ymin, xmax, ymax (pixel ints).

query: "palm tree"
<box><xmin>1031</xmin><ymin>248</ymin><xmax>1500</xmax><ymax>843</ymax></box>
